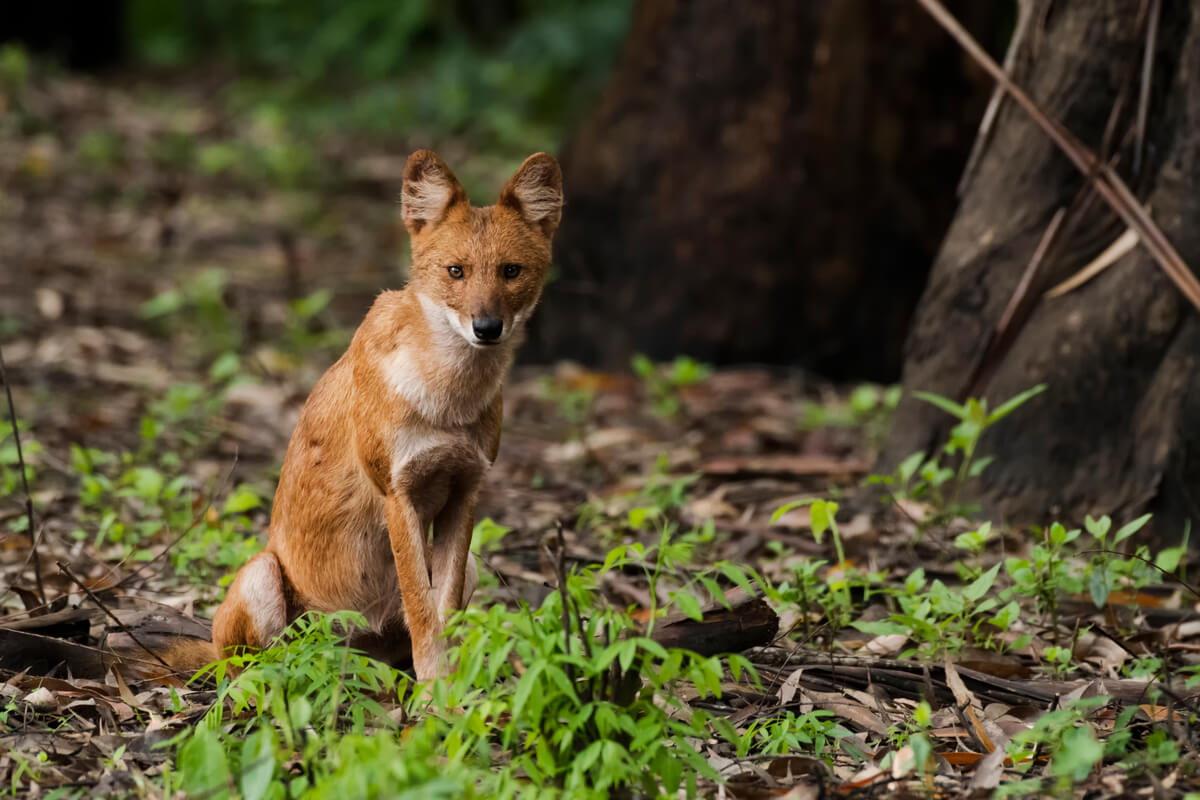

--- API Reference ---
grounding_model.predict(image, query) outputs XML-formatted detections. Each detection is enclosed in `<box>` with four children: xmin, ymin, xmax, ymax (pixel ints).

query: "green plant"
<box><xmin>868</xmin><ymin>385</ymin><xmax>1045</xmax><ymax>525</ymax></box>
<box><xmin>1082</xmin><ymin>513</ymin><xmax>1155</xmax><ymax>609</ymax></box>
<box><xmin>0</xmin><ymin>697</ymin><xmax>20</xmax><ymax>732</ymax></box>
<box><xmin>68</xmin><ymin>383</ymin><xmax>265</xmax><ymax>587</ymax></box>
<box><xmin>0</xmin><ymin>44</ymin><xmax>30</xmax><ymax>110</ymax></box>
<box><xmin>576</xmin><ymin>454</ymin><xmax>703</xmax><ymax>544</ymax></box>
<box><xmin>1002</xmin><ymin>697</ymin><xmax>1110</xmax><ymax>796</ymax></box>
<box><xmin>712</xmin><ymin>710</ymin><xmax>850</xmax><ymax>763</ymax></box>
<box><xmin>126</xmin><ymin>0</ymin><xmax>632</xmax><ymax>156</ymax></box>
<box><xmin>953</xmin><ymin>521</ymin><xmax>993</xmax><ymax>571</ymax></box>
<box><xmin>631</xmin><ymin>354</ymin><xmax>712</xmax><ymax>418</ymax></box>
<box><xmin>885</xmin><ymin>700</ymin><xmax>936</xmax><ymax>790</ymax></box>
<box><xmin>279</xmin><ymin>289</ymin><xmax>351</xmax><ymax>359</ymax></box>
<box><xmin>168</xmin><ymin>611</ymin><xmax>435</xmax><ymax>798</ymax></box>
<box><xmin>74</xmin><ymin>130</ymin><xmax>125</xmax><ymax>170</ymax></box>
<box><xmin>1005</xmin><ymin>521</ymin><xmax>1084</xmax><ymax>645</ymax></box>
<box><xmin>436</xmin><ymin>582</ymin><xmax>731</xmax><ymax>797</ymax></box>
<box><xmin>854</xmin><ymin>563</ymin><xmax>1004</xmax><ymax>659</ymax></box>
<box><xmin>770</xmin><ymin>499</ymin><xmax>854</xmax><ymax>631</ymax></box>
<box><xmin>166</xmin><ymin>536</ymin><xmax>758</xmax><ymax>799</ymax></box>
<box><xmin>800</xmin><ymin>383</ymin><xmax>901</xmax><ymax>446</ymax></box>
<box><xmin>536</xmin><ymin>374</ymin><xmax>597</xmax><ymax>433</ymax></box>
<box><xmin>1</xmin><ymin>418</ymin><xmax>40</xmax><ymax>527</ymax></box>
<box><xmin>140</xmin><ymin>268</ymin><xmax>242</xmax><ymax>362</ymax></box>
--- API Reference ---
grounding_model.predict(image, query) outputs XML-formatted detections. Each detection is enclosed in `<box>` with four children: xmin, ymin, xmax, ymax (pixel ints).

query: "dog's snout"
<box><xmin>472</xmin><ymin>317</ymin><xmax>503</xmax><ymax>342</ymax></box>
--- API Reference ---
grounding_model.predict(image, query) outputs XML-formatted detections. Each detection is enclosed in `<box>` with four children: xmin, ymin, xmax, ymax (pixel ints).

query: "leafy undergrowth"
<box><xmin>2</xmin><ymin>58</ymin><xmax>1200</xmax><ymax>800</ymax></box>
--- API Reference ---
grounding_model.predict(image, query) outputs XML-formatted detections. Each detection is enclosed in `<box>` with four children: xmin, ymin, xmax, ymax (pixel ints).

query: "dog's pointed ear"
<box><xmin>402</xmin><ymin>150</ymin><xmax>467</xmax><ymax>235</ymax></box>
<box><xmin>498</xmin><ymin>153</ymin><xmax>563</xmax><ymax>237</ymax></box>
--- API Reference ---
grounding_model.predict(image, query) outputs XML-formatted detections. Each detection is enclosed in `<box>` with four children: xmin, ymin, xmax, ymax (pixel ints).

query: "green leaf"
<box><xmin>139</xmin><ymin>289</ymin><xmax>184</xmax><ymax>318</ymax></box>
<box><xmin>287</xmin><ymin>695</ymin><xmax>311</xmax><ymax>731</ymax></box>
<box><xmin>962</xmin><ymin>563</ymin><xmax>1001</xmax><ymax>603</ymax></box>
<box><xmin>967</xmin><ymin>455</ymin><xmax>995</xmax><ymax>477</ymax></box>
<box><xmin>1156</xmin><ymin>545</ymin><xmax>1186</xmax><ymax>574</ymax></box>
<box><xmin>810</xmin><ymin>500</ymin><xmax>838</xmax><ymax>539</ymax></box>
<box><xmin>897</xmin><ymin>451</ymin><xmax>924</xmax><ymax>484</ymax></box>
<box><xmin>1085</xmin><ymin>514</ymin><xmax>1112</xmax><ymax>540</ymax></box>
<box><xmin>771</xmin><ymin>498</ymin><xmax>814</xmax><ymax>524</ymax></box>
<box><xmin>178</xmin><ymin>726</ymin><xmax>231</xmax><ymax>798</ymax></box>
<box><xmin>719</xmin><ymin>563</ymin><xmax>757</xmax><ymax>595</ymax></box>
<box><xmin>849</xmin><ymin>384</ymin><xmax>880</xmax><ymax>415</ymax></box>
<box><xmin>1053</xmin><ymin>724</ymin><xmax>1104</xmax><ymax>782</ymax></box>
<box><xmin>511</xmin><ymin>662</ymin><xmax>544</xmax><ymax>724</ymax></box>
<box><xmin>698</xmin><ymin>576</ymin><xmax>730</xmax><ymax>609</ymax></box>
<box><xmin>670</xmin><ymin>591</ymin><xmax>704</xmax><ymax>622</ymax></box>
<box><xmin>209</xmin><ymin>352</ymin><xmax>241</xmax><ymax>382</ymax></box>
<box><xmin>127</xmin><ymin>467</ymin><xmax>164</xmax><ymax>500</ymax></box>
<box><xmin>1113</xmin><ymin>513</ymin><xmax>1152</xmax><ymax>544</ymax></box>
<box><xmin>627</xmin><ymin>506</ymin><xmax>652</xmax><ymax>530</ymax></box>
<box><xmin>913</xmin><ymin>391</ymin><xmax>968</xmax><ymax>420</ymax></box>
<box><xmin>851</xmin><ymin>619</ymin><xmax>909</xmax><ymax>636</ymax></box>
<box><xmin>630</xmin><ymin>354</ymin><xmax>655</xmax><ymax>378</ymax></box>
<box><xmin>1088</xmin><ymin>565</ymin><xmax>1111</xmax><ymax>609</ymax></box>
<box><xmin>223</xmin><ymin>486</ymin><xmax>262</xmax><ymax>516</ymax></box>
<box><xmin>984</xmin><ymin>384</ymin><xmax>1047</xmax><ymax>425</ymax></box>
<box><xmin>239</xmin><ymin>730</ymin><xmax>276</xmax><ymax>800</ymax></box>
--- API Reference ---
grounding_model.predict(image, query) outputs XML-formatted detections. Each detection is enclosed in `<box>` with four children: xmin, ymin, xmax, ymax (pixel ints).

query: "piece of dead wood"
<box><xmin>0</xmin><ymin>628</ymin><xmax>114</xmax><ymax>679</ymax></box>
<box><xmin>0</xmin><ymin>605</ymin><xmax>212</xmax><ymax>681</ymax></box>
<box><xmin>1</xmin><ymin>344</ymin><xmax>46</xmax><ymax>606</ymax></box>
<box><xmin>649</xmin><ymin>588</ymin><xmax>779</xmax><ymax>657</ymax></box>
<box><xmin>746</xmin><ymin>647</ymin><xmax>1189</xmax><ymax>708</ymax></box>
<box><xmin>5</xmin><ymin>589</ymin><xmax>774</xmax><ymax>684</ymax></box>
<box><xmin>701</xmin><ymin>455</ymin><xmax>871</xmax><ymax>480</ymax></box>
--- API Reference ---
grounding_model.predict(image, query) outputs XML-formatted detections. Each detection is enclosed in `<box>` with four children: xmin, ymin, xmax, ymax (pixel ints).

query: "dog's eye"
<box><xmin>447</xmin><ymin>265</ymin><xmax>464</xmax><ymax>279</ymax></box>
<box><xmin>502</xmin><ymin>263</ymin><xmax>522</xmax><ymax>279</ymax></box>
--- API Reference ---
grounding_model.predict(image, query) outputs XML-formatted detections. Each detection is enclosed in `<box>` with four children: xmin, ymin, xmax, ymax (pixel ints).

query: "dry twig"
<box><xmin>56</xmin><ymin>560</ymin><xmax>175</xmax><ymax>672</ymax></box>
<box><xmin>0</xmin><ymin>345</ymin><xmax>45</xmax><ymax>606</ymax></box>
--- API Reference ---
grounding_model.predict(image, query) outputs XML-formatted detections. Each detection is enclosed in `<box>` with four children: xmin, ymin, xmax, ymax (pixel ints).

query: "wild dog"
<box><xmin>207</xmin><ymin>150</ymin><xmax>563</xmax><ymax>680</ymax></box>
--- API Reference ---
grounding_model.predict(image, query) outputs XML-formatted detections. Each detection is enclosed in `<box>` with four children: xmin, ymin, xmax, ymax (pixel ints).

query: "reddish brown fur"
<box><xmin>205</xmin><ymin>151</ymin><xmax>563</xmax><ymax>680</ymax></box>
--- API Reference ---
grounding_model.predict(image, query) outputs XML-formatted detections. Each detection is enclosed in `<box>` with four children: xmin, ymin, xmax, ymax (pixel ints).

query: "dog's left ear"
<box><xmin>498</xmin><ymin>153</ymin><xmax>563</xmax><ymax>237</ymax></box>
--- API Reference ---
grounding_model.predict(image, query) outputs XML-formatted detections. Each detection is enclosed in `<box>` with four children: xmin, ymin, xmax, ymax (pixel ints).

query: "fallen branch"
<box><xmin>0</xmin><ymin>345</ymin><xmax>45</xmax><ymax>606</ymax></box>
<box><xmin>650</xmin><ymin>588</ymin><xmax>779</xmax><ymax>657</ymax></box>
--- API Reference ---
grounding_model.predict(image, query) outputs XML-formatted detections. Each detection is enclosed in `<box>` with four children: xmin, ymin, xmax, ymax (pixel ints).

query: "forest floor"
<box><xmin>1</xmin><ymin>65</ymin><xmax>1199</xmax><ymax>799</ymax></box>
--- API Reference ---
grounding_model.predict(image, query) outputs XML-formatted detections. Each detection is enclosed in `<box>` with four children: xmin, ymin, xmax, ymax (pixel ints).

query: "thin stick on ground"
<box><xmin>552</xmin><ymin>519</ymin><xmax>576</xmax><ymax>689</ymax></box>
<box><xmin>0</xmin><ymin>346</ymin><xmax>45</xmax><ymax>606</ymax></box>
<box><xmin>56</xmin><ymin>560</ymin><xmax>176</xmax><ymax>672</ymax></box>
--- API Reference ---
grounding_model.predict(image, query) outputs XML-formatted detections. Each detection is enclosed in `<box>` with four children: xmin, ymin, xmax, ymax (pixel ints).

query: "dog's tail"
<box><xmin>105</xmin><ymin>608</ymin><xmax>221</xmax><ymax>680</ymax></box>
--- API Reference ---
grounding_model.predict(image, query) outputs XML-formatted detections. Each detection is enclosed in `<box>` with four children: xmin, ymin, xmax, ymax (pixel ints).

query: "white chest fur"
<box><xmin>381</xmin><ymin>294</ymin><xmax>506</xmax><ymax>427</ymax></box>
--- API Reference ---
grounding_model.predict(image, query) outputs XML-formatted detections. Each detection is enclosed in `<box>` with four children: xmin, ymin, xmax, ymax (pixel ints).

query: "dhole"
<box><xmin>206</xmin><ymin>150</ymin><xmax>563</xmax><ymax>680</ymax></box>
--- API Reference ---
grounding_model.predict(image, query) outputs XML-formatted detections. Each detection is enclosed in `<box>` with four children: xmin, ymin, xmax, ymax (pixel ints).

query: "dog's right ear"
<box><xmin>402</xmin><ymin>150</ymin><xmax>467</xmax><ymax>235</ymax></box>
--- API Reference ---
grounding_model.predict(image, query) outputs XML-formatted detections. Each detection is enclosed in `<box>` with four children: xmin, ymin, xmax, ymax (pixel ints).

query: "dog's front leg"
<box><xmin>385</xmin><ymin>492</ymin><xmax>443</xmax><ymax>681</ymax></box>
<box><xmin>430</xmin><ymin>481</ymin><xmax>480</xmax><ymax>624</ymax></box>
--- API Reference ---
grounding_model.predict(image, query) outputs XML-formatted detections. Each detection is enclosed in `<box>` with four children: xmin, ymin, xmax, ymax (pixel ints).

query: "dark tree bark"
<box><xmin>529</xmin><ymin>0</ymin><xmax>1009</xmax><ymax>379</ymax></box>
<box><xmin>877</xmin><ymin>0</ymin><xmax>1200</xmax><ymax>539</ymax></box>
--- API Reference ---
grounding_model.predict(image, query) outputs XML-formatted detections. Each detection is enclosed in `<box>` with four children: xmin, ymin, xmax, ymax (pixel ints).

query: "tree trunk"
<box><xmin>529</xmin><ymin>0</ymin><xmax>1008</xmax><ymax>379</ymax></box>
<box><xmin>877</xmin><ymin>0</ymin><xmax>1200</xmax><ymax>540</ymax></box>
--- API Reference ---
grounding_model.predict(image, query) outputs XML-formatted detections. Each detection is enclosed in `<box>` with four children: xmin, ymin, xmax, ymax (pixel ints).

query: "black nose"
<box><xmin>472</xmin><ymin>317</ymin><xmax>503</xmax><ymax>342</ymax></box>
